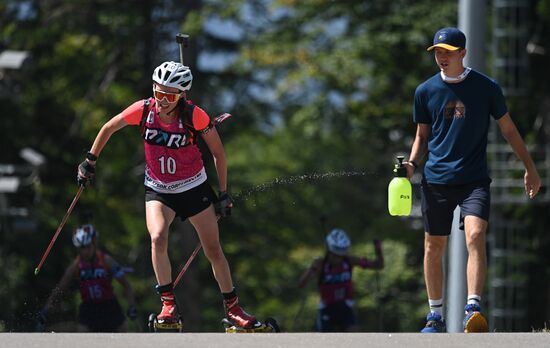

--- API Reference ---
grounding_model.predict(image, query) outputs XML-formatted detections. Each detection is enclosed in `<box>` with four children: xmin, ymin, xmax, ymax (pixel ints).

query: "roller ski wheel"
<box><xmin>264</xmin><ymin>317</ymin><xmax>281</xmax><ymax>332</ymax></box>
<box><xmin>222</xmin><ymin>317</ymin><xmax>280</xmax><ymax>333</ymax></box>
<box><xmin>148</xmin><ymin>312</ymin><xmax>183</xmax><ymax>333</ymax></box>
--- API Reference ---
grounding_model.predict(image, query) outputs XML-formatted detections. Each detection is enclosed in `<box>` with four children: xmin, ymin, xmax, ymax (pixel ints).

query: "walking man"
<box><xmin>406</xmin><ymin>27</ymin><xmax>541</xmax><ymax>333</ymax></box>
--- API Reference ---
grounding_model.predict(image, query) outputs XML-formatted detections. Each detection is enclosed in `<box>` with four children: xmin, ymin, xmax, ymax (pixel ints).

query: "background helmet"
<box><xmin>152</xmin><ymin>61</ymin><xmax>193</xmax><ymax>92</ymax></box>
<box><xmin>325</xmin><ymin>228</ymin><xmax>351</xmax><ymax>255</ymax></box>
<box><xmin>72</xmin><ymin>224</ymin><xmax>97</xmax><ymax>248</ymax></box>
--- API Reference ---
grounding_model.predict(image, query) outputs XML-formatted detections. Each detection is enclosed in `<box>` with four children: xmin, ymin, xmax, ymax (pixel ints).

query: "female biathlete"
<box><xmin>77</xmin><ymin>61</ymin><xmax>258</xmax><ymax>329</ymax></box>
<box><xmin>39</xmin><ymin>224</ymin><xmax>136</xmax><ymax>332</ymax></box>
<box><xmin>299</xmin><ymin>229</ymin><xmax>384</xmax><ymax>332</ymax></box>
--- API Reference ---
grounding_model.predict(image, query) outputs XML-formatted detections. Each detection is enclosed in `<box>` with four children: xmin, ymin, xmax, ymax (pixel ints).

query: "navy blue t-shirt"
<box><xmin>413</xmin><ymin>70</ymin><xmax>507</xmax><ymax>184</ymax></box>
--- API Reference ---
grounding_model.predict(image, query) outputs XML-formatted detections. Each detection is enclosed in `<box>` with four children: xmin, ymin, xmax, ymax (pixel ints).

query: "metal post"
<box><xmin>445</xmin><ymin>0</ymin><xmax>487</xmax><ymax>332</ymax></box>
<box><xmin>446</xmin><ymin>207</ymin><xmax>468</xmax><ymax>332</ymax></box>
<box><xmin>459</xmin><ymin>0</ymin><xmax>487</xmax><ymax>73</ymax></box>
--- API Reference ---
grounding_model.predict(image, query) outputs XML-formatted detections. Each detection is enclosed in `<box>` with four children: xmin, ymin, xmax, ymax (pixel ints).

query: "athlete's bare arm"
<box><xmin>201</xmin><ymin>127</ymin><xmax>228</xmax><ymax>192</ymax></box>
<box><xmin>406</xmin><ymin>123</ymin><xmax>431</xmax><ymax>178</ymax></box>
<box><xmin>88</xmin><ymin>114</ymin><xmax>130</xmax><ymax>163</ymax></box>
<box><xmin>299</xmin><ymin>258</ymin><xmax>323</xmax><ymax>288</ymax></box>
<box><xmin>105</xmin><ymin>254</ymin><xmax>136</xmax><ymax>309</ymax></box>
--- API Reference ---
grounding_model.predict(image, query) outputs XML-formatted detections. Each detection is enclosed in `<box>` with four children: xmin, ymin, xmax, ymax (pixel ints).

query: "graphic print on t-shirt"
<box><xmin>444</xmin><ymin>100</ymin><xmax>465</xmax><ymax>119</ymax></box>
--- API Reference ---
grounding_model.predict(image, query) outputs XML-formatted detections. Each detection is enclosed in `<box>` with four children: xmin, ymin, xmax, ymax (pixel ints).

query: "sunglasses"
<box><xmin>153</xmin><ymin>88</ymin><xmax>183</xmax><ymax>103</ymax></box>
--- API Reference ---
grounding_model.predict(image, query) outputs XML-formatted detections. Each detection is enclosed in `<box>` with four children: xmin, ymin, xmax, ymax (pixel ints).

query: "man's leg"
<box><xmin>424</xmin><ymin>233</ymin><xmax>448</xmax><ymax>300</ymax></box>
<box><xmin>421</xmin><ymin>233</ymin><xmax>448</xmax><ymax>333</ymax></box>
<box><xmin>462</xmin><ymin>215</ymin><xmax>489</xmax><ymax>332</ymax></box>
<box><xmin>464</xmin><ymin>215</ymin><xmax>488</xmax><ymax>296</ymax></box>
<box><xmin>420</xmin><ymin>179</ymin><xmax>455</xmax><ymax>333</ymax></box>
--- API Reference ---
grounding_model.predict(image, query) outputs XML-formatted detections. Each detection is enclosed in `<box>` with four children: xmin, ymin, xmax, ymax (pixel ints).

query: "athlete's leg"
<box><xmin>342</xmin><ymin>303</ymin><xmax>359</xmax><ymax>332</ymax></box>
<box><xmin>189</xmin><ymin>205</ymin><xmax>258</xmax><ymax>328</ymax></box>
<box><xmin>76</xmin><ymin>323</ymin><xmax>90</xmax><ymax>332</ymax></box>
<box><xmin>115</xmin><ymin>320</ymin><xmax>128</xmax><ymax>332</ymax></box>
<box><xmin>463</xmin><ymin>215</ymin><xmax>488</xmax><ymax>297</ymax></box>
<box><xmin>424</xmin><ymin>233</ymin><xmax>448</xmax><ymax>300</ymax></box>
<box><xmin>145</xmin><ymin>200</ymin><xmax>176</xmax><ymax>286</ymax></box>
<box><xmin>188</xmin><ymin>204</ymin><xmax>233</xmax><ymax>292</ymax></box>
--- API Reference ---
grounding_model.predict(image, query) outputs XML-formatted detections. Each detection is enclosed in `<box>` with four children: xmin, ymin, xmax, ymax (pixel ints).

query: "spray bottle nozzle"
<box><xmin>393</xmin><ymin>156</ymin><xmax>407</xmax><ymax>177</ymax></box>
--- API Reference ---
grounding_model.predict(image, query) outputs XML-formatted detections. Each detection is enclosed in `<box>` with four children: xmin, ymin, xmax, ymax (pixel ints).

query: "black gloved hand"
<box><xmin>215</xmin><ymin>191</ymin><xmax>234</xmax><ymax>217</ymax></box>
<box><xmin>77</xmin><ymin>160</ymin><xmax>95</xmax><ymax>186</ymax></box>
<box><xmin>127</xmin><ymin>305</ymin><xmax>137</xmax><ymax>320</ymax></box>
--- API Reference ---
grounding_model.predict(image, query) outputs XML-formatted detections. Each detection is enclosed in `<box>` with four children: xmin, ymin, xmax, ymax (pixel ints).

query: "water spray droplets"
<box><xmin>234</xmin><ymin>170</ymin><xmax>376</xmax><ymax>202</ymax></box>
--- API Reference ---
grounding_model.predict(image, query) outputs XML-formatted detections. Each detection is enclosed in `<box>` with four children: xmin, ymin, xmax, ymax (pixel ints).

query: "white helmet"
<box><xmin>326</xmin><ymin>228</ymin><xmax>351</xmax><ymax>255</ymax></box>
<box><xmin>152</xmin><ymin>61</ymin><xmax>193</xmax><ymax>91</ymax></box>
<box><xmin>72</xmin><ymin>224</ymin><xmax>97</xmax><ymax>248</ymax></box>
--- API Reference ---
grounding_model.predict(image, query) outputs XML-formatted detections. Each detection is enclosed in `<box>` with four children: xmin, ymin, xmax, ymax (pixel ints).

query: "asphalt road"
<box><xmin>2</xmin><ymin>333</ymin><xmax>550</xmax><ymax>348</ymax></box>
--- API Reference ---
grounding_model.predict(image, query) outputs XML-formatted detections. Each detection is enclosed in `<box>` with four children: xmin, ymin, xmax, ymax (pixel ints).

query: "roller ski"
<box><xmin>221</xmin><ymin>303</ymin><xmax>280</xmax><ymax>333</ymax></box>
<box><xmin>222</xmin><ymin>317</ymin><xmax>280</xmax><ymax>333</ymax></box>
<box><xmin>148</xmin><ymin>313</ymin><xmax>183</xmax><ymax>332</ymax></box>
<box><xmin>148</xmin><ymin>286</ymin><xmax>183</xmax><ymax>332</ymax></box>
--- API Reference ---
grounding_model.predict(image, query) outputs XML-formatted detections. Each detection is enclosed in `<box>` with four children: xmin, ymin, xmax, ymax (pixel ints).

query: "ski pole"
<box><xmin>34</xmin><ymin>185</ymin><xmax>85</xmax><ymax>275</ymax></box>
<box><xmin>172</xmin><ymin>210</ymin><xmax>230</xmax><ymax>289</ymax></box>
<box><xmin>175</xmin><ymin>33</ymin><xmax>189</xmax><ymax>64</ymax></box>
<box><xmin>291</xmin><ymin>290</ymin><xmax>308</xmax><ymax>331</ymax></box>
<box><xmin>169</xmin><ymin>116</ymin><xmax>231</xmax><ymax>289</ymax></box>
<box><xmin>172</xmin><ymin>31</ymin><xmax>197</xmax><ymax>289</ymax></box>
<box><xmin>172</xmin><ymin>242</ymin><xmax>202</xmax><ymax>289</ymax></box>
<box><xmin>170</xmin><ymin>33</ymin><xmax>231</xmax><ymax>290</ymax></box>
<box><xmin>175</xmin><ymin>32</ymin><xmax>232</xmax><ymax>128</ymax></box>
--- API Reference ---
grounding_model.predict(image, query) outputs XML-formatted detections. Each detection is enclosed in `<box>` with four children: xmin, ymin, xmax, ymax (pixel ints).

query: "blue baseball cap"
<box><xmin>427</xmin><ymin>27</ymin><xmax>466</xmax><ymax>51</ymax></box>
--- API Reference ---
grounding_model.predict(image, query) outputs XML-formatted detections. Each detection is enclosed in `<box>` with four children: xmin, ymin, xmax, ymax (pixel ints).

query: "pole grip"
<box><xmin>175</xmin><ymin>33</ymin><xmax>189</xmax><ymax>64</ymax></box>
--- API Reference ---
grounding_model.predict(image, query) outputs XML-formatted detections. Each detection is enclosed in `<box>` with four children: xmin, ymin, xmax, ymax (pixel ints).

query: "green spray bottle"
<box><xmin>388</xmin><ymin>156</ymin><xmax>412</xmax><ymax>216</ymax></box>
